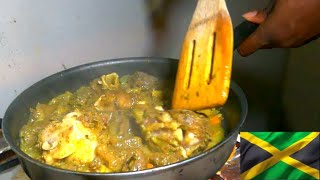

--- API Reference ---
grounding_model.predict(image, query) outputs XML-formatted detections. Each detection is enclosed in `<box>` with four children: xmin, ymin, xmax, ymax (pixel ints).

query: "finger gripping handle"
<box><xmin>233</xmin><ymin>20</ymin><xmax>259</xmax><ymax>50</ymax></box>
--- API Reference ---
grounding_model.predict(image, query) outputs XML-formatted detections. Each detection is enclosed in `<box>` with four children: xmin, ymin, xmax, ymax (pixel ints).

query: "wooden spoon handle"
<box><xmin>233</xmin><ymin>0</ymin><xmax>275</xmax><ymax>50</ymax></box>
<box><xmin>233</xmin><ymin>21</ymin><xmax>258</xmax><ymax>50</ymax></box>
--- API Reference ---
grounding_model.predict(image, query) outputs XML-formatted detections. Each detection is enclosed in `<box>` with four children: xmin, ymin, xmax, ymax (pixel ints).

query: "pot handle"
<box><xmin>0</xmin><ymin>118</ymin><xmax>20</xmax><ymax>172</ymax></box>
<box><xmin>233</xmin><ymin>0</ymin><xmax>275</xmax><ymax>50</ymax></box>
<box><xmin>0</xmin><ymin>118</ymin><xmax>11</xmax><ymax>154</ymax></box>
<box><xmin>233</xmin><ymin>20</ymin><xmax>258</xmax><ymax>50</ymax></box>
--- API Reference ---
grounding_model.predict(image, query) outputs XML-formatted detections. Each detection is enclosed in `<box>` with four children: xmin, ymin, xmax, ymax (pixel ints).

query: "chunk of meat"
<box><xmin>115</xmin><ymin>91</ymin><xmax>134</xmax><ymax>109</ymax></box>
<box><xmin>132</xmin><ymin>109</ymin><xmax>210</xmax><ymax>158</ymax></box>
<box><xmin>96</xmin><ymin>143</ymin><xmax>148</xmax><ymax>172</ymax></box>
<box><xmin>128</xmin><ymin>72</ymin><xmax>159</xmax><ymax>90</ymax></box>
<box><xmin>94</xmin><ymin>91</ymin><xmax>135</xmax><ymax>111</ymax></box>
<box><xmin>94</xmin><ymin>93</ymin><xmax>116</xmax><ymax>111</ymax></box>
<box><xmin>39</xmin><ymin>111</ymin><xmax>97</xmax><ymax>165</ymax></box>
<box><xmin>100</xmin><ymin>73</ymin><xmax>120</xmax><ymax>90</ymax></box>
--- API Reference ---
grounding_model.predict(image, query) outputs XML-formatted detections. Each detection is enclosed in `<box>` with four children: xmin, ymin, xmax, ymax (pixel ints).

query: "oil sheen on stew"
<box><xmin>19</xmin><ymin>72</ymin><xmax>224</xmax><ymax>173</ymax></box>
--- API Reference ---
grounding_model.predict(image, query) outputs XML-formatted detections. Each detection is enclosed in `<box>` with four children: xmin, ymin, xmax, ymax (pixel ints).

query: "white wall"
<box><xmin>1</xmin><ymin>0</ymin><xmax>153</xmax><ymax>116</ymax></box>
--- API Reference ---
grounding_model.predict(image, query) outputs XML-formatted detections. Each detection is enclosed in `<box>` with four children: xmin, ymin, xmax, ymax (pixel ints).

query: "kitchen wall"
<box><xmin>283</xmin><ymin>39</ymin><xmax>320</xmax><ymax>131</ymax></box>
<box><xmin>1</xmin><ymin>0</ymin><xmax>311</xmax><ymax>131</ymax></box>
<box><xmin>0</xmin><ymin>0</ymin><xmax>153</xmax><ymax>117</ymax></box>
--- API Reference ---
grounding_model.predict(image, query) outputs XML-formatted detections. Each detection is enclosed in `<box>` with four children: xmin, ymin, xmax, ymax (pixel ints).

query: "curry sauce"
<box><xmin>19</xmin><ymin>72</ymin><xmax>224</xmax><ymax>173</ymax></box>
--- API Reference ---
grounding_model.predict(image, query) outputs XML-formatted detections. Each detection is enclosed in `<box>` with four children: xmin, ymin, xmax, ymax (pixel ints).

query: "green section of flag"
<box><xmin>253</xmin><ymin>161</ymin><xmax>317</xmax><ymax>180</ymax></box>
<box><xmin>250</xmin><ymin>132</ymin><xmax>311</xmax><ymax>151</ymax></box>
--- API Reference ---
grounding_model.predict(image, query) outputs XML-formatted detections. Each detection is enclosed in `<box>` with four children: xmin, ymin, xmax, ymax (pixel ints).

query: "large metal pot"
<box><xmin>2</xmin><ymin>57</ymin><xmax>247</xmax><ymax>180</ymax></box>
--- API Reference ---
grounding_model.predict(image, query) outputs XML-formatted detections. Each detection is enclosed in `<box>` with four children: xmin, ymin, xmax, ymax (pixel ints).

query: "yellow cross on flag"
<box><xmin>240</xmin><ymin>132</ymin><xmax>319</xmax><ymax>180</ymax></box>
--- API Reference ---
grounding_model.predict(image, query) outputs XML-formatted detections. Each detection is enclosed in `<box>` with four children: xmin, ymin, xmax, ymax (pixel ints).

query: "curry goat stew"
<box><xmin>19</xmin><ymin>72</ymin><xmax>224</xmax><ymax>173</ymax></box>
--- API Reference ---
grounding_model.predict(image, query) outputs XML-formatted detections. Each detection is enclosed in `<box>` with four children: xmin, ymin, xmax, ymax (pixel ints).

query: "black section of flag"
<box><xmin>290</xmin><ymin>134</ymin><xmax>320</xmax><ymax>170</ymax></box>
<box><xmin>240</xmin><ymin>137</ymin><xmax>273</xmax><ymax>173</ymax></box>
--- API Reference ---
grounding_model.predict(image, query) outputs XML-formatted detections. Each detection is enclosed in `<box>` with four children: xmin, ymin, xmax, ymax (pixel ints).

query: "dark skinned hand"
<box><xmin>238</xmin><ymin>0</ymin><xmax>320</xmax><ymax>57</ymax></box>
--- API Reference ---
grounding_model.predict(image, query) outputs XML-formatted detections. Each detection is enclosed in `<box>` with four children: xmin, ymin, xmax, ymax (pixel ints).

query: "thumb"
<box><xmin>242</xmin><ymin>10</ymin><xmax>267</xmax><ymax>24</ymax></box>
<box><xmin>237</xmin><ymin>10</ymin><xmax>269</xmax><ymax>56</ymax></box>
<box><xmin>237</xmin><ymin>23</ymin><xmax>269</xmax><ymax>57</ymax></box>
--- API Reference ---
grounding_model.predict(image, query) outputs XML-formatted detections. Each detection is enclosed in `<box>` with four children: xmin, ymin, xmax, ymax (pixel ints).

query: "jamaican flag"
<box><xmin>240</xmin><ymin>132</ymin><xmax>319</xmax><ymax>180</ymax></box>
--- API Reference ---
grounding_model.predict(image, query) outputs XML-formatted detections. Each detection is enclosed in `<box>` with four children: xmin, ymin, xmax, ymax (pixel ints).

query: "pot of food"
<box><xmin>1</xmin><ymin>57</ymin><xmax>247</xmax><ymax>180</ymax></box>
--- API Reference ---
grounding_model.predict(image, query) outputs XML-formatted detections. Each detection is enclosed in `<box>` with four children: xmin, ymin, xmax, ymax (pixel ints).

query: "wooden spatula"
<box><xmin>172</xmin><ymin>0</ymin><xmax>233</xmax><ymax>110</ymax></box>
